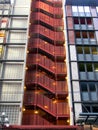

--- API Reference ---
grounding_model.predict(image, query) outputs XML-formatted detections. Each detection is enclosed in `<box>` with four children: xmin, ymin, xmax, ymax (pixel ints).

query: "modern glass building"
<box><xmin>65</xmin><ymin>0</ymin><xmax>98</xmax><ymax>127</ymax></box>
<box><xmin>0</xmin><ymin>0</ymin><xmax>98</xmax><ymax>130</ymax></box>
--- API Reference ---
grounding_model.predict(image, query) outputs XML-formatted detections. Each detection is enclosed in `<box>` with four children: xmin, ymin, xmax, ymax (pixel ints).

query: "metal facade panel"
<box><xmin>23</xmin><ymin>0</ymin><xmax>69</xmax><ymax>126</ymax></box>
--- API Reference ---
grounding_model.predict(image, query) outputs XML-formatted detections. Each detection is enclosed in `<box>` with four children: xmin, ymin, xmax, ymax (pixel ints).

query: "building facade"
<box><xmin>65</xmin><ymin>0</ymin><xmax>98</xmax><ymax>126</ymax></box>
<box><xmin>0</xmin><ymin>0</ymin><xmax>98</xmax><ymax>130</ymax></box>
<box><xmin>0</xmin><ymin>0</ymin><xmax>30</xmax><ymax>125</ymax></box>
<box><xmin>23</xmin><ymin>0</ymin><xmax>70</xmax><ymax>126</ymax></box>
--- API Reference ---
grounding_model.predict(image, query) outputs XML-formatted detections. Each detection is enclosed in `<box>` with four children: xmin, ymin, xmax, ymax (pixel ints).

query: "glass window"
<box><xmin>78</xmin><ymin>6</ymin><xmax>84</xmax><ymax>12</ymax></box>
<box><xmin>84</xmin><ymin>7</ymin><xmax>91</xmax><ymax>16</ymax></box>
<box><xmin>1</xmin><ymin>18</ymin><xmax>8</xmax><ymax>28</ymax></box>
<box><xmin>80</xmin><ymin>82</ymin><xmax>89</xmax><ymax>101</ymax></box>
<box><xmin>96</xmin><ymin>7</ymin><xmax>98</xmax><ymax>14</ymax></box>
<box><xmin>0</xmin><ymin>10</ymin><xmax>2</xmax><ymax>14</ymax></box>
<box><xmin>81</xmin><ymin>82</ymin><xmax>87</xmax><ymax>92</ymax></box>
<box><xmin>11</xmin><ymin>18</ymin><xmax>27</xmax><ymax>28</ymax></box>
<box><xmin>74</xmin><ymin>18</ymin><xmax>80</xmax><ymax>29</ymax></box>
<box><xmin>89</xmin><ymin>31</ymin><xmax>95</xmax><ymax>39</ymax></box>
<box><xmin>86</xmin><ymin>63</ymin><xmax>93</xmax><ymax>72</ymax></box>
<box><xmin>72</xmin><ymin>6</ymin><xmax>78</xmax><ymax>16</ymax></box>
<box><xmin>87</xmin><ymin>18</ymin><xmax>93</xmax><ymax>30</ymax></box>
<box><xmin>13</xmin><ymin>7</ymin><xmax>29</xmax><ymax>15</ymax></box>
<box><xmin>92</xmin><ymin>47</ymin><xmax>98</xmax><ymax>55</ymax></box>
<box><xmin>0</xmin><ymin>82</ymin><xmax>22</xmax><ymax>102</ymax></box>
<box><xmin>80</xmin><ymin>18</ymin><xmax>85</xmax><ymax>24</ymax></box>
<box><xmin>77</xmin><ymin>47</ymin><xmax>84</xmax><ymax>60</ymax></box>
<box><xmin>15</xmin><ymin>0</ymin><xmax>30</xmax><ymax>5</ymax></box>
<box><xmin>78</xmin><ymin>6</ymin><xmax>85</xmax><ymax>16</ymax></box>
<box><xmin>72</xmin><ymin>6</ymin><xmax>78</xmax><ymax>12</ymax></box>
<box><xmin>79</xmin><ymin>63</ymin><xmax>85</xmax><ymax>71</ymax></box>
<box><xmin>4</xmin><ymin>10</ymin><xmax>9</xmax><ymax>15</ymax></box>
<box><xmin>5</xmin><ymin>46</ymin><xmax>25</xmax><ymax>60</ymax></box>
<box><xmin>75</xmin><ymin>31</ymin><xmax>81</xmax><ymax>38</ymax></box>
<box><xmin>89</xmin><ymin>32</ymin><xmax>96</xmax><ymax>43</ymax></box>
<box><xmin>74</xmin><ymin>17</ymin><xmax>79</xmax><ymax>24</ymax></box>
<box><xmin>0</xmin><ymin>45</ymin><xmax>4</xmax><ymax>58</ymax></box>
<box><xmin>87</xmin><ymin>18</ymin><xmax>92</xmax><ymax>25</ymax></box>
<box><xmin>8</xmin><ymin>31</ymin><xmax>27</xmax><ymax>43</ymax></box>
<box><xmin>2</xmin><ymin>63</ymin><xmax>23</xmax><ymax>79</ymax></box>
<box><xmin>84</xmin><ymin>47</ymin><xmax>90</xmax><ymax>54</ymax></box>
<box><xmin>80</xmin><ymin>18</ymin><xmax>86</xmax><ymax>29</ymax></box>
<box><xmin>92</xmin><ymin>106</ymin><xmax>98</xmax><ymax>112</ymax></box>
<box><xmin>77</xmin><ymin>46</ymin><xmax>83</xmax><ymax>54</ymax></box>
<box><xmin>94</xmin><ymin>63</ymin><xmax>98</xmax><ymax>72</ymax></box>
<box><xmin>84</xmin><ymin>47</ymin><xmax>92</xmax><ymax>61</ymax></box>
<box><xmin>82</xmin><ymin>31</ymin><xmax>88</xmax><ymax>38</ymax></box>
<box><xmin>89</xmin><ymin>83</ymin><xmax>98</xmax><ymax>101</ymax></box>
<box><xmin>82</xmin><ymin>105</ymin><xmax>91</xmax><ymax>112</ymax></box>
<box><xmin>96</xmin><ymin>7</ymin><xmax>98</xmax><ymax>11</ymax></box>
<box><xmin>89</xmin><ymin>83</ymin><xmax>96</xmax><ymax>91</ymax></box>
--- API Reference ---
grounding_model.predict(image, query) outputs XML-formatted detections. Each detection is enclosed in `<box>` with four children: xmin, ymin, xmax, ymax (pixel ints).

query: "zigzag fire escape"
<box><xmin>22</xmin><ymin>0</ymin><xmax>70</xmax><ymax>125</ymax></box>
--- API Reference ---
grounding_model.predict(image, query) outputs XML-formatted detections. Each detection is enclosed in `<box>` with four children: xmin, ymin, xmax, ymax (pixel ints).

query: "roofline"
<box><xmin>65</xmin><ymin>0</ymin><xmax>98</xmax><ymax>6</ymax></box>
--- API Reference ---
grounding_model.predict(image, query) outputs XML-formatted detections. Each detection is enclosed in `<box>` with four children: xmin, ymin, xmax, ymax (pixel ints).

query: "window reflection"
<box><xmin>78</xmin><ymin>6</ymin><xmax>84</xmax><ymax>12</ymax></box>
<box><xmin>96</xmin><ymin>7</ymin><xmax>98</xmax><ymax>12</ymax></box>
<box><xmin>72</xmin><ymin>6</ymin><xmax>78</xmax><ymax>12</ymax></box>
<box><xmin>84</xmin><ymin>7</ymin><xmax>90</xmax><ymax>12</ymax></box>
<box><xmin>72</xmin><ymin>6</ymin><xmax>78</xmax><ymax>16</ymax></box>
<box><xmin>72</xmin><ymin>6</ymin><xmax>91</xmax><ymax>17</ymax></box>
<box><xmin>84</xmin><ymin>6</ymin><xmax>91</xmax><ymax>16</ymax></box>
<box><xmin>80</xmin><ymin>82</ymin><xmax>98</xmax><ymax>101</ymax></box>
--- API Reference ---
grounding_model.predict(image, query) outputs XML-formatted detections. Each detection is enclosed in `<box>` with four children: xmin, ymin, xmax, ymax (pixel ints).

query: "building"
<box><xmin>0</xmin><ymin>0</ymin><xmax>31</xmax><ymax>125</ymax></box>
<box><xmin>65</xmin><ymin>0</ymin><xmax>98</xmax><ymax>124</ymax></box>
<box><xmin>22</xmin><ymin>0</ymin><xmax>72</xmax><ymax>127</ymax></box>
<box><xmin>0</xmin><ymin>0</ymin><xmax>98</xmax><ymax>130</ymax></box>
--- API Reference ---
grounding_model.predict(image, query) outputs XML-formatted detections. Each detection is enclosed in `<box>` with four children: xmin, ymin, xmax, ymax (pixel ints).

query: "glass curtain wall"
<box><xmin>0</xmin><ymin>0</ymin><xmax>30</xmax><ymax>125</ymax></box>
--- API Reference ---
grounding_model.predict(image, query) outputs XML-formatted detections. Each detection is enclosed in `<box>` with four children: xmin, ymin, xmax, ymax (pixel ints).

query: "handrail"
<box><xmin>23</xmin><ymin>92</ymin><xmax>69</xmax><ymax>117</ymax></box>
<box><xmin>29</xmin><ymin>25</ymin><xmax>64</xmax><ymax>42</ymax></box>
<box><xmin>26</xmin><ymin>54</ymin><xmax>66</xmax><ymax>74</ymax></box>
<box><xmin>25</xmin><ymin>71</ymin><xmax>68</xmax><ymax>93</ymax></box>
<box><xmin>28</xmin><ymin>39</ymin><xmax>65</xmax><ymax>57</ymax></box>
<box><xmin>30</xmin><ymin>12</ymin><xmax>63</xmax><ymax>28</ymax></box>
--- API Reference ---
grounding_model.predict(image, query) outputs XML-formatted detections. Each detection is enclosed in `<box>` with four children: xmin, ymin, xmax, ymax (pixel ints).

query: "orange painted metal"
<box><xmin>22</xmin><ymin>0</ymin><xmax>70</xmax><ymax>126</ymax></box>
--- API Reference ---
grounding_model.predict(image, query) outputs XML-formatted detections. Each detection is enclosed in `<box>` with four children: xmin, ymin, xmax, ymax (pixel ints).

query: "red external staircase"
<box><xmin>22</xmin><ymin>0</ymin><xmax>71</xmax><ymax>126</ymax></box>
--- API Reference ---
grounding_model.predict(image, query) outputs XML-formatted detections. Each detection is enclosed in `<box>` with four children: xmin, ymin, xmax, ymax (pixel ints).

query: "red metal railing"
<box><xmin>29</xmin><ymin>25</ymin><xmax>64</xmax><ymax>41</ymax></box>
<box><xmin>26</xmin><ymin>54</ymin><xmax>66</xmax><ymax>74</ymax></box>
<box><xmin>31</xmin><ymin>1</ymin><xmax>63</xmax><ymax>15</ymax></box>
<box><xmin>30</xmin><ymin>12</ymin><xmax>64</xmax><ymax>27</ymax></box>
<box><xmin>23</xmin><ymin>92</ymin><xmax>69</xmax><ymax>117</ymax></box>
<box><xmin>22</xmin><ymin>113</ymin><xmax>54</xmax><ymax>125</ymax></box>
<box><xmin>28</xmin><ymin>39</ymin><xmax>65</xmax><ymax>58</ymax></box>
<box><xmin>25</xmin><ymin>71</ymin><xmax>68</xmax><ymax>94</ymax></box>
